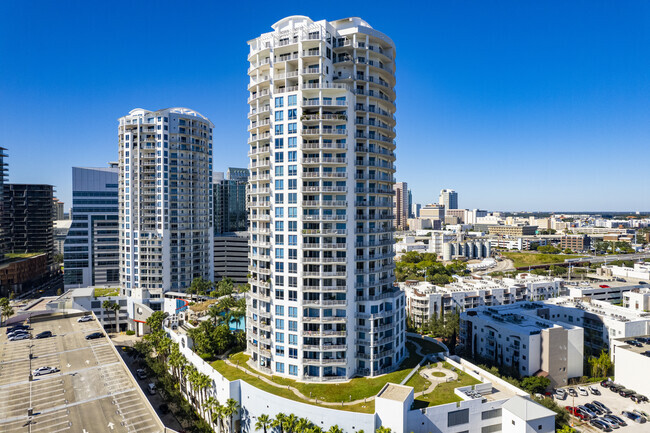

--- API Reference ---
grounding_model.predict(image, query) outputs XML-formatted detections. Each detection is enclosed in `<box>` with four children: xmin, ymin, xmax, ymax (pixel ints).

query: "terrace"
<box><xmin>208</xmin><ymin>336</ymin><xmax>470</xmax><ymax>414</ymax></box>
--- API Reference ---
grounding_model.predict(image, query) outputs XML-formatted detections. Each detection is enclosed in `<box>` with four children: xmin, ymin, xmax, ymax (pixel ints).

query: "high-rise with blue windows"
<box><xmin>64</xmin><ymin>164</ymin><xmax>119</xmax><ymax>288</ymax></box>
<box><xmin>118</xmin><ymin>108</ymin><xmax>213</xmax><ymax>315</ymax></box>
<box><xmin>246</xmin><ymin>16</ymin><xmax>405</xmax><ymax>381</ymax></box>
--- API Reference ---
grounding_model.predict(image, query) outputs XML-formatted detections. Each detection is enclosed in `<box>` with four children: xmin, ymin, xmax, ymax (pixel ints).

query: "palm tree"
<box><xmin>224</xmin><ymin>398</ymin><xmax>239</xmax><ymax>433</ymax></box>
<box><xmin>283</xmin><ymin>413</ymin><xmax>298</xmax><ymax>433</ymax></box>
<box><xmin>208</xmin><ymin>305</ymin><xmax>222</xmax><ymax>326</ymax></box>
<box><xmin>327</xmin><ymin>425</ymin><xmax>343</xmax><ymax>433</ymax></box>
<box><xmin>110</xmin><ymin>302</ymin><xmax>121</xmax><ymax>332</ymax></box>
<box><xmin>0</xmin><ymin>298</ymin><xmax>13</xmax><ymax>325</ymax></box>
<box><xmin>205</xmin><ymin>396</ymin><xmax>218</xmax><ymax>428</ymax></box>
<box><xmin>101</xmin><ymin>300</ymin><xmax>115</xmax><ymax>331</ymax></box>
<box><xmin>272</xmin><ymin>413</ymin><xmax>287</xmax><ymax>433</ymax></box>
<box><xmin>194</xmin><ymin>373</ymin><xmax>211</xmax><ymax>413</ymax></box>
<box><xmin>255</xmin><ymin>414</ymin><xmax>272</xmax><ymax>433</ymax></box>
<box><xmin>212</xmin><ymin>402</ymin><xmax>225</xmax><ymax>433</ymax></box>
<box><xmin>295</xmin><ymin>418</ymin><xmax>312</xmax><ymax>432</ymax></box>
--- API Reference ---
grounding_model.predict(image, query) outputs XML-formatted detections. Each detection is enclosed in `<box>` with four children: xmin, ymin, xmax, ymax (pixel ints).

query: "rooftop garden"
<box><xmin>210</xmin><ymin>337</ymin><xmax>450</xmax><ymax>413</ymax></box>
<box><xmin>93</xmin><ymin>287</ymin><xmax>120</xmax><ymax>297</ymax></box>
<box><xmin>5</xmin><ymin>252</ymin><xmax>41</xmax><ymax>259</ymax></box>
<box><xmin>412</xmin><ymin>362</ymin><xmax>481</xmax><ymax>408</ymax></box>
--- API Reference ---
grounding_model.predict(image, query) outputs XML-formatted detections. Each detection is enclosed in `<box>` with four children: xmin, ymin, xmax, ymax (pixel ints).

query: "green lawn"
<box><xmin>94</xmin><ymin>287</ymin><xmax>120</xmax><ymax>297</ymax></box>
<box><xmin>212</xmin><ymin>356</ymin><xmax>375</xmax><ymax>413</ymax></box>
<box><xmin>6</xmin><ymin>252</ymin><xmax>41</xmax><ymax>259</ymax></box>
<box><xmin>502</xmin><ymin>252</ymin><xmax>586</xmax><ymax>269</ymax></box>
<box><xmin>404</xmin><ymin>366</ymin><xmax>431</xmax><ymax>391</ymax></box>
<box><xmin>219</xmin><ymin>348</ymin><xmax>423</xmax><ymax>408</ymax></box>
<box><xmin>412</xmin><ymin>337</ymin><xmax>446</xmax><ymax>355</ymax></box>
<box><xmin>413</xmin><ymin>368</ymin><xmax>481</xmax><ymax>408</ymax></box>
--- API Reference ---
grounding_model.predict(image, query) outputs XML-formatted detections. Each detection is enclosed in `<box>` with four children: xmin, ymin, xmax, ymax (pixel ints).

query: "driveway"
<box><xmin>113</xmin><ymin>342</ymin><xmax>184</xmax><ymax>432</ymax></box>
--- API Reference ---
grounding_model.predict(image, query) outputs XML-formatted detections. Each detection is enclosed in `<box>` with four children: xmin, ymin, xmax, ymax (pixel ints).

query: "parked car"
<box><xmin>77</xmin><ymin>315</ymin><xmax>93</xmax><ymax>322</ymax></box>
<box><xmin>604</xmin><ymin>414</ymin><xmax>627</xmax><ymax>427</ymax></box>
<box><xmin>33</xmin><ymin>366</ymin><xmax>59</xmax><ymax>376</ymax></box>
<box><xmin>555</xmin><ymin>388</ymin><xmax>567</xmax><ymax>400</ymax></box>
<box><xmin>6</xmin><ymin>324</ymin><xmax>29</xmax><ymax>334</ymax></box>
<box><xmin>34</xmin><ymin>331</ymin><xmax>52</xmax><ymax>339</ymax></box>
<box><xmin>9</xmin><ymin>333</ymin><xmax>30</xmax><ymax>341</ymax></box>
<box><xmin>578</xmin><ymin>386</ymin><xmax>589</xmax><ymax>396</ymax></box>
<box><xmin>565</xmin><ymin>406</ymin><xmax>589</xmax><ymax>421</ymax></box>
<box><xmin>633</xmin><ymin>409</ymin><xmax>650</xmax><ymax>420</ymax></box>
<box><xmin>578</xmin><ymin>405</ymin><xmax>595</xmax><ymax>418</ymax></box>
<box><xmin>631</xmin><ymin>394</ymin><xmax>648</xmax><ymax>403</ymax></box>
<box><xmin>593</xmin><ymin>401</ymin><xmax>612</xmax><ymax>414</ymax></box>
<box><xmin>609</xmin><ymin>384</ymin><xmax>624</xmax><ymax>393</ymax></box>
<box><xmin>136</xmin><ymin>369</ymin><xmax>147</xmax><ymax>380</ymax></box>
<box><xmin>590</xmin><ymin>419</ymin><xmax>613</xmax><ymax>432</ymax></box>
<box><xmin>158</xmin><ymin>403</ymin><xmax>169</xmax><ymax>415</ymax></box>
<box><xmin>589</xmin><ymin>385</ymin><xmax>601</xmax><ymax>395</ymax></box>
<box><xmin>621</xmin><ymin>411</ymin><xmax>646</xmax><ymax>423</ymax></box>
<box><xmin>601</xmin><ymin>380</ymin><xmax>613</xmax><ymax>388</ymax></box>
<box><xmin>597</xmin><ymin>417</ymin><xmax>619</xmax><ymax>429</ymax></box>
<box><xmin>619</xmin><ymin>389</ymin><xmax>636</xmax><ymax>398</ymax></box>
<box><xmin>585</xmin><ymin>403</ymin><xmax>603</xmax><ymax>415</ymax></box>
<box><xmin>7</xmin><ymin>329</ymin><xmax>29</xmax><ymax>338</ymax></box>
<box><xmin>85</xmin><ymin>332</ymin><xmax>103</xmax><ymax>340</ymax></box>
<box><xmin>147</xmin><ymin>383</ymin><xmax>156</xmax><ymax>395</ymax></box>
<box><xmin>568</xmin><ymin>388</ymin><xmax>578</xmax><ymax>397</ymax></box>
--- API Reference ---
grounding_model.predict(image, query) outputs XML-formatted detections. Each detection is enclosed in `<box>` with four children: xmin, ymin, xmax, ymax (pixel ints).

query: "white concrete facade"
<box><xmin>246</xmin><ymin>16</ymin><xmax>405</xmax><ymax>381</ymax></box>
<box><xmin>460</xmin><ymin>302</ymin><xmax>584</xmax><ymax>387</ymax></box>
<box><xmin>403</xmin><ymin>275</ymin><xmax>563</xmax><ymax>327</ymax></box>
<box><xmin>612</xmin><ymin>337</ymin><xmax>650</xmax><ymax>399</ymax></box>
<box><xmin>167</xmin><ymin>325</ymin><xmax>554</xmax><ymax>433</ymax></box>
<box><xmin>118</xmin><ymin>108</ymin><xmax>214</xmax><ymax>312</ymax></box>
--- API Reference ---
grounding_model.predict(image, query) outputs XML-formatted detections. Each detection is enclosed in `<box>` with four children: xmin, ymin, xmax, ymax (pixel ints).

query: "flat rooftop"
<box><xmin>0</xmin><ymin>313</ymin><xmax>165</xmax><ymax>433</ymax></box>
<box><xmin>614</xmin><ymin>335</ymin><xmax>650</xmax><ymax>356</ymax></box>
<box><xmin>377</xmin><ymin>383</ymin><xmax>412</xmax><ymax>402</ymax></box>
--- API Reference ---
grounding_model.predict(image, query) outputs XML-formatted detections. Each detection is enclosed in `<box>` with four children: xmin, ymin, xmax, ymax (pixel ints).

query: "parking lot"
<box><xmin>0</xmin><ymin>313</ymin><xmax>165</xmax><ymax>433</ymax></box>
<box><xmin>556</xmin><ymin>382</ymin><xmax>650</xmax><ymax>432</ymax></box>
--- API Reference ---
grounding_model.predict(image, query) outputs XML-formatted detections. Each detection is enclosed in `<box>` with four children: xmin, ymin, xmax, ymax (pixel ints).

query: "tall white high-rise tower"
<box><xmin>246</xmin><ymin>16</ymin><xmax>405</xmax><ymax>381</ymax></box>
<box><xmin>118</xmin><ymin>108</ymin><xmax>214</xmax><ymax>318</ymax></box>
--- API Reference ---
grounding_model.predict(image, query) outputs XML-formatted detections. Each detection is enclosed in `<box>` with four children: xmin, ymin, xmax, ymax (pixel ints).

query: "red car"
<box><xmin>565</xmin><ymin>406</ymin><xmax>589</xmax><ymax>420</ymax></box>
<box><xmin>599</xmin><ymin>285</ymin><xmax>610</xmax><ymax>288</ymax></box>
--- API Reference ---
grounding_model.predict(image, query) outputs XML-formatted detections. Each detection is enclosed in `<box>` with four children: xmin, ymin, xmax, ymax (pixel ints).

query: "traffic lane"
<box><xmin>558</xmin><ymin>384</ymin><xmax>650</xmax><ymax>432</ymax></box>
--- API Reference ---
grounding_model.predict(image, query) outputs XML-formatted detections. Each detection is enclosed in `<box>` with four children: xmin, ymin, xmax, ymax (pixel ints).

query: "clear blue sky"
<box><xmin>1</xmin><ymin>1</ymin><xmax>648</xmax><ymax>212</ymax></box>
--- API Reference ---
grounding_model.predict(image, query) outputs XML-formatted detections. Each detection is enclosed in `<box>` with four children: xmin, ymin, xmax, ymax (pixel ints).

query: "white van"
<box><xmin>147</xmin><ymin>383</ymin><xmax>156</xmax><ymax>395</ymax></box>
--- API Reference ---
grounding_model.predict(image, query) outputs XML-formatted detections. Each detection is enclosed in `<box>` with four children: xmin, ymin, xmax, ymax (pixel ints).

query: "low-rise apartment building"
<box><xmin>488</xmin><ymin>225</ymin><xmax>538</xmax><ymax>237</ymax></box>
<box><xmin>623</xmin><ymin>287</ymin><xmax>650</xmax><ymax>312</ymax></box>
<box><xmin>402</xmin><ymin>275</ymin><xmax>563</xmax><ymax>327</ymax></box>
<box><xmin>460</xmin><ymin>303</ymin><xmax>584</xmax><ymax>387</ymax></box>
<box><xmin>559</xmin><ymin>235</ymin><xmax>591</xmax><ymax>252</ymax></box>
<box><xmin>602</xmin><ymin>262</ymin><xmax>650</xmax><ymax>281</ymax></box>
<box><xmin>544</xmin><ymin>297</ymin><xmax>650</xmax><ymax>353</ymax></box>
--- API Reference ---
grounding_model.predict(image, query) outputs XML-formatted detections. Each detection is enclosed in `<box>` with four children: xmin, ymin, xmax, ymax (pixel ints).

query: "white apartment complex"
<box><xmin>403</xmin><ymin>275</ymin><xmax>563</xmax><ymax>327</ymax></box>
<box><xmin>246</xmin><ymin>16</ymin><xmax>405</xmax><ymax>381</ymax></box>
<box><xmin>118</xmin><ymin>108</ymin><xmax>214</xmax><ymax>315</ymax></box>
<box><xmin>460</xmin><ymin>303</ymin><xmax>584</xmax><ymax>387</ymax></box>
<box><xmin>544</xmin><ymin>297</ymin><xmax>650</xmax><ymax>353</ymax></box>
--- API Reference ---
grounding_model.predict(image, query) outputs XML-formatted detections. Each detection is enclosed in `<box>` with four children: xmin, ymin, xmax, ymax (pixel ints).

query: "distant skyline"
<box><xmin>1</xmin><ymin>1</ymin><xmax>648</xmax><ymax>211</ymax></box>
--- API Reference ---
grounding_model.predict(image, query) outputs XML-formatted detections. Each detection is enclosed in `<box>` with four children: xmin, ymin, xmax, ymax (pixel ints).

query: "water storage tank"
<box><xmin>443</xmin><ymin>243</ymin><xmax>452</xmax><ymax>261</ymax></box>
